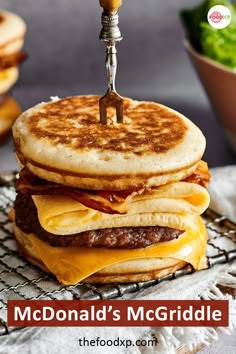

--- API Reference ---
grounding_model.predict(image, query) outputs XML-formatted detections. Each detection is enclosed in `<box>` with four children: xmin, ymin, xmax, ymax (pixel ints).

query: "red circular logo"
<box><xmin>209</xmin><ymin>11</ymin><xmax>223</xmax><ymax>23</ymax></box>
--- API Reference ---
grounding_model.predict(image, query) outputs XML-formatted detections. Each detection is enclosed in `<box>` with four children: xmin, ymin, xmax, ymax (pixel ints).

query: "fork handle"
<box><xmin>99</xmin><ymin>0</ymin><xmax>122</xmax><ymax>14</ymax></box>
<box><xmin>106</xmin><ymin>45</ymin><xmax>117</xmax><ymax>92</ymax></box>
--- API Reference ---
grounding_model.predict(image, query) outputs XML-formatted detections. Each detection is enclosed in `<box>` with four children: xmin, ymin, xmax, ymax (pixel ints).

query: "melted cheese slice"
<box><xmin>0</xmin><ymin>67</ymin><xmax>18</xmax><ymax>94</ymax></box>
<box><xmin>0</xmin><ymin>96</ymin><xmax>21</xmax><ymax>133</ymax></box>
<box><xmin>33</xmin><ymin>182</ymin><xmax>210</xmax><ymax>235</ymax></box>
<box><xmin>26</xmin><ymin>216</ymin><xmax>207</xmax><ymax>285</ymax></box>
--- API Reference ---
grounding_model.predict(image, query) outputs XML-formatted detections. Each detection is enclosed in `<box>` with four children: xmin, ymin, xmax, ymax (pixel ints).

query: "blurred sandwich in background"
<box><xmin>0</xmin><ymin>9</ymin><xmax>26</xmax><ymax>143</ymax></box>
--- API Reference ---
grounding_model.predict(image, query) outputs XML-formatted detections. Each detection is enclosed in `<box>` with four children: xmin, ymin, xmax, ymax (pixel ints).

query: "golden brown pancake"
<box><xmin>0</xmin><ymin>10</ymin><xmax>26</xmax><ymax>56</ymax></box>
<box><xmin>12</xmin><ymin>95</ymin><xmax>206</xmax><ymax>190</ymax></box>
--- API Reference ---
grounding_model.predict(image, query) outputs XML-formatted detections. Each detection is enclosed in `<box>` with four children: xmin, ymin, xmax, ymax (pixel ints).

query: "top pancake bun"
<box><xmin>12</xmin><ymin>95</ymin><xmax>206</xmax><ymax>190</ymax></box>
<box><xmin>0</xmin><ymin>10</ymin><xmax>26</xmax><ymax>55</ymax></box>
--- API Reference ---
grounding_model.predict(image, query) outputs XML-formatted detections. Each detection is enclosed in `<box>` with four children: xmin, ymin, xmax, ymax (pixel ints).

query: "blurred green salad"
<box><xmin>181</xmin><ymin>0</ymin><xmax>236</xmax><ymax>68</ymax></box>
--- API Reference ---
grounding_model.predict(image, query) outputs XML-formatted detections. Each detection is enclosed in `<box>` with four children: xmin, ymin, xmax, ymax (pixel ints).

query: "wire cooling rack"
<box><xmin>0</xmin><ymin>172</ymin><xmax>236</xmax><ymax>335</ymax></box>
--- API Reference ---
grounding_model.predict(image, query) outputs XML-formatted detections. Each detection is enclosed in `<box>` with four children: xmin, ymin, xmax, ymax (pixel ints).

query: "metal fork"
<box><xmin>99</xmin><ymin>0</ymin><xmax>124</xmax><ymax>124</ymax></box>
<box><xmin>99</xmin><ymin>44</ymin><xmax>123</xmax><ymax>124</ymax></box>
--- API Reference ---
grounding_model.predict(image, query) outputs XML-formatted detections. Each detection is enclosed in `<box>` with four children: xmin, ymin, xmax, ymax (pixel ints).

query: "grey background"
<box><xmin>0</xmin><ymin>0</ymin><xmax>236</xmax><ymax>170</ymax></box>
<box><xmin>0</xmin><ymin>0</ymin><xmax>202</xmax><ymax>94</ymax></box>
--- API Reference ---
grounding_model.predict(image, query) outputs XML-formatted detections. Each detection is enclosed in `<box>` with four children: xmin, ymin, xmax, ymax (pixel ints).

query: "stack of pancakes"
<box><xmin>0</xmin><ymin>10</ymin><xmax>26</xmax><ymax>143</ymax></box>
<box><xmin>12</xmin><ymin>95</ymin><xmax>211</xmax><ymax>284</ymax></box>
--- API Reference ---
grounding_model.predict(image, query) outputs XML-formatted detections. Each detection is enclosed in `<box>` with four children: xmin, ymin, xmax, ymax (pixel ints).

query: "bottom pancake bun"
<box><xmin>84</xmin><ymin>261</ymin><xmax>187</xmax><ymax>283</ymax></box>
<box><xmin>0</xmin><ymin>95</ymin><xmax>21</xmax><ymax>143</ymax></box>
<box><xmin>13</xmin><ymin>222</ymin><xmax>187</xmax><ymax>284</ymax></box>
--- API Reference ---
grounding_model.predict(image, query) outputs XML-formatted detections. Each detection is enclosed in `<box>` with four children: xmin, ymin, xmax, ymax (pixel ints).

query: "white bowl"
<box><xmin>185</xmin><ymin>39</ymin><xmax>236</xmax><ymax>154</ymax></box>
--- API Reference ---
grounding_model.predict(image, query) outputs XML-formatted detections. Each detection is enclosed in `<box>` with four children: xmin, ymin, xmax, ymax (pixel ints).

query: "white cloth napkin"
<box><xmin>0</xmin><ymin>166</ymin><xmax>236</xmax><ymax>354</ymax></box>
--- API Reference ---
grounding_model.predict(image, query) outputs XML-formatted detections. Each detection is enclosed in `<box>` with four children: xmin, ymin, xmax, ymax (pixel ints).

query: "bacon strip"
<box><xmin>183</xmin><ymin>160</ymin><xmax>210</xmax><ymax>188</ymax></box>
<box><xmin>16</xmin><ymin>168</ymin><xmax>142</xmax><ymax>214</ymax></box>
<box><xmin>16</xmin><ymin>161</ymin><xmax>210</xmax><ymax>215</ymax></box>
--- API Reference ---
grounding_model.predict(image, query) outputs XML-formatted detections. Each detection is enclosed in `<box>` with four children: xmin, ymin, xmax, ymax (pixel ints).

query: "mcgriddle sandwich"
<box><xmin>0</xmin><ymin>10</ymin><xmax>26</xmax><ymax>143</ymax></box>
<box><xmin>12</xmin><ymin>95</ymin><xmax>210</xmax><ymax>285</ymax></box>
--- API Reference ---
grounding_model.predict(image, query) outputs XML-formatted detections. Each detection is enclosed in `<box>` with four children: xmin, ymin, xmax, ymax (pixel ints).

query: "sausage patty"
<box><xmin>14</xmin><ymin>192</ymin><xmax>184</xmax><ymax>249</ymax></box>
